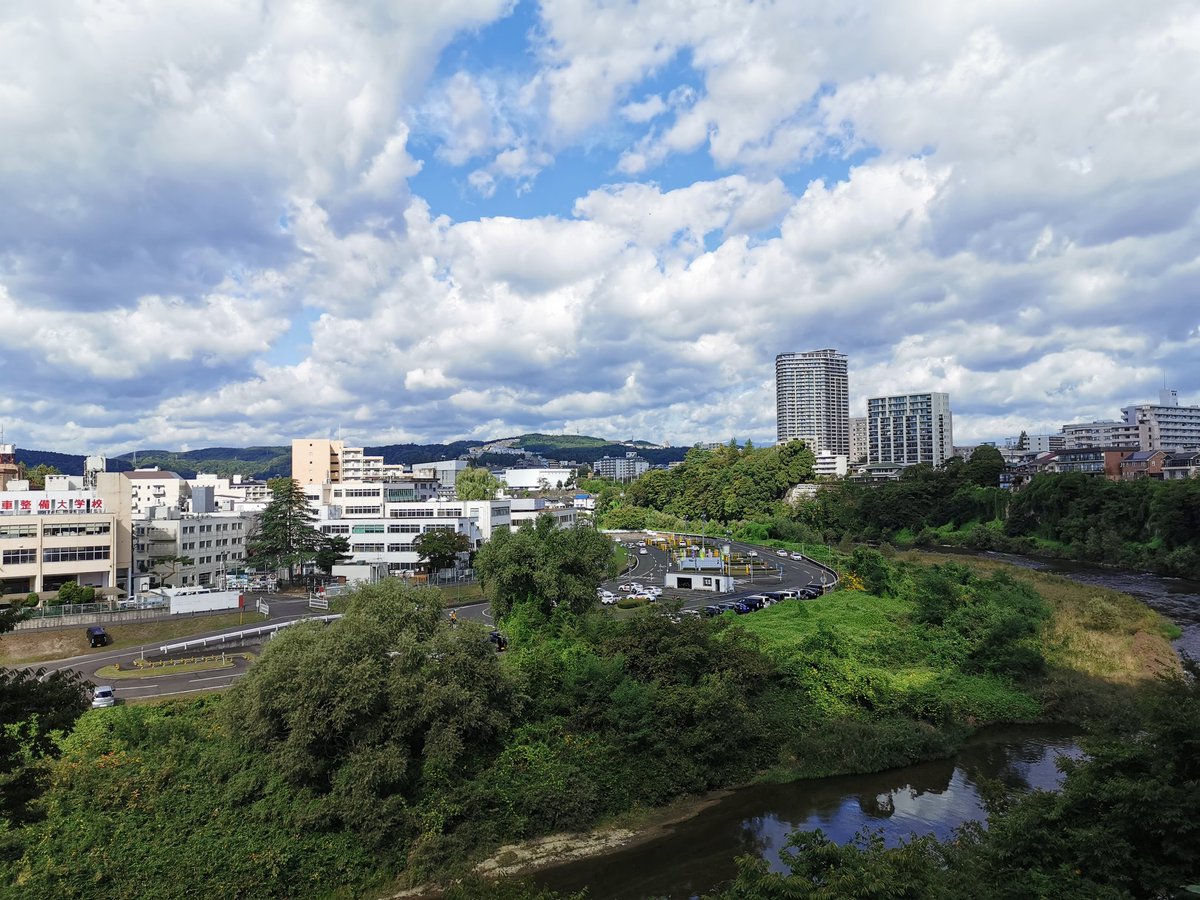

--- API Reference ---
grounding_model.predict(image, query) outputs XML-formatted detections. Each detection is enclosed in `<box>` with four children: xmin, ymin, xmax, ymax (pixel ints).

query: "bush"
<box><xmin>25</xmin><ymin>592</ymin><xmax>40</xmax><ymax>608</ymax></box>
<box><xmin>616</xmin><ymin>596</ymin><xmax>646</xmax><ymax>609</ymax></box>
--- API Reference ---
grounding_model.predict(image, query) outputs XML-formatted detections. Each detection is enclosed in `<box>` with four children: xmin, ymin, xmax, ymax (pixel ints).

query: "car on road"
<box><xmin>85</xmin><ymin>625</ymin><xmax>108</xmax><ymax>648</ymax></box>
<box><xmin>790</xmin><ymin>552</ymin><xmax>803</xmax><ymax>560</ymax></box>
<box><xmin>747</xmin><ymin>550</ymin><xmax>758</xmax><ymax>557</ymax></box>
<box><xmin>91</xmin><ymin>686</ymin><xmax>116</xmax><ymax>708</ymax></box>
<box><xmin>776</xmin><ymin>549</ymin><xmax>788</xmax><ymax>557</ymax></box>
<box><xmin>639</xmin><ymin>548</ymin><xmax>647</xmax><ymax>554</ymax></box>
<box><xmin>597</xmin><ymin>589</ymin><xmax>617</xmax><ymax>604</ymax></box>
<box><xmin>618</xmin><ymin>584</ymin><xmax>636</xmax><ymax>592</ymax></box>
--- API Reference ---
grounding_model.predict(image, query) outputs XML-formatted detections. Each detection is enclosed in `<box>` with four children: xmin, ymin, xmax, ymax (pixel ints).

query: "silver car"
<box><xmin>91</xmin><ymin>686</ymin><xmax>116</xmax><ymax>708</ymax></box>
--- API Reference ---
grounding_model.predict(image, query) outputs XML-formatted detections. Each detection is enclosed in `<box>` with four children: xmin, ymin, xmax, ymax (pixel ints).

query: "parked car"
<box><xmin>702</xmin><ymin>605</ymin><xmax>724</xmax><ymax>617</ymax></box>
<box><xmin>761</xmin><ymin>591</ymin><xmax>789</xmax><ymax>604</ymax></box>
<box><xmin>740</xmin><ymin>595</ymin><xmax>768</xmax><ymax>611</ymax></box>
<box><xmin>85</xmin><ymin>625</ymin><xmax>108</xmax><ymax>648</ymax></box>
<box><xmin>91</xmin><ymin>685</ymin><xmax>116</xmax><ymax>708</ymax></box>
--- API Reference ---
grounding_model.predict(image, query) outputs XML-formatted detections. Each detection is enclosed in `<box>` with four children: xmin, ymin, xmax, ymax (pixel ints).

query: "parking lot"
<box><xmin>600</xmin><ymin>532</ymin><xmax>835</xmax><ymax>615</ymax></box>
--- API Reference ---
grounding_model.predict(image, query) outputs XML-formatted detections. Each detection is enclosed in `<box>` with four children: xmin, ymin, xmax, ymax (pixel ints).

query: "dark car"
<box><xmin>799</xmin><ymin>587</ymin><xmax>821</xmax><ymax>599</ymax></box>
<box><xmin>761</xmin><ymin>591</ymin><xmax>789</xmax><ymax>603</ymax></box>
<box><xmin>86</xmin><ymin>625</ymin><xmax>108</xmax><ymax>648</ymax></box>
<box><xmin>488</xmin><ymin>630</ymin><xmax>508</xmax><ymax>652</ymax></box>
<box><xmin>702</xmin><ymin>604</ymin><xmax>724</xmax><ymax>617</ymax></box>
<box><xmin>739</xmin><ymin>595</ymin><xmax>767</xmax><ymax>611</ymax></box>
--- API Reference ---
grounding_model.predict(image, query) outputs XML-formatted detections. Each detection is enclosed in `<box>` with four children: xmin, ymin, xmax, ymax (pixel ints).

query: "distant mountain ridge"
<box><xmin>13</xmin><ymin>433</ymin><xmax>691</xmax><ymax>479</ymax></box>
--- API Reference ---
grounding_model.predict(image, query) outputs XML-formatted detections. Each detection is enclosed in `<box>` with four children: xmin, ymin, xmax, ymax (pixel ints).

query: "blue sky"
<box><xmin>1</xmin><ymin>0</ymin><xmax>1198</xmax><ymax>454</ymax></box>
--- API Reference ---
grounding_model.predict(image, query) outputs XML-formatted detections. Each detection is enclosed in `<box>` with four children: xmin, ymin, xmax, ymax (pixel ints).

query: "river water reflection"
<box><xmin>532</xmin><ymin>727</ymin><xmax>1081</xmax><ymax>900</ymax></box>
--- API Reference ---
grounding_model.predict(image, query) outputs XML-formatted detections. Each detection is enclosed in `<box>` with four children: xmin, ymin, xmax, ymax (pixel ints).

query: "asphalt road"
<box><xmin>37</xmin><ymin>536</ymin><xmax>835</xmax><ymax>701</ymax></box>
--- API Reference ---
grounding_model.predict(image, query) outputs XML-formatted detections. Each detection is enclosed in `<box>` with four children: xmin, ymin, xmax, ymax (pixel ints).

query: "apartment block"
<box><xmin>866</xmin><ymin>392</ymin><xmax>954</xmax><ymax>468</ymax></box>
<box><xmin>849</xmin><ymin>416</ymin><xmax>869</xmax><ymax>464</ymax></box>
<box><xmin>775</xmin><ymin>349</ymin><xmax>849</xmax><ymax>455</ymax></box>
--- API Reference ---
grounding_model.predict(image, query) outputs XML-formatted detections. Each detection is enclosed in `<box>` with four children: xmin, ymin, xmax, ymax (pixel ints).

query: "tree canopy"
<box><xmin>412</xmin><ymin>529</ymin><xmax>471</xmax><ymax>573</ymax></box>
<box><xmin>456</xmin><ymin>466</ymin><xmax>503</xmax><ymax>500</ymax></box>
<box><xmin>474</xmin><ymin>515</ymin><xmax>619</xmax><ymax>618</ymax></box>
<box><xmin>247</xmin><ymin>477</ymin><xmax>322</xmax><ymax>583</ymax></box>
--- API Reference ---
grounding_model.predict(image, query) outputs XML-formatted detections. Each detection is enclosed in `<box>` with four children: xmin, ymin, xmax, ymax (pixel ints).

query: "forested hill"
<box><xmin>12</xmin><ymin>433</ymin><xmax>691</xmax><ymax>479</ymax></box>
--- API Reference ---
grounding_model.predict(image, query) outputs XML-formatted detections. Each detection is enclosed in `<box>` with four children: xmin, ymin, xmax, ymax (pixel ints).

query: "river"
<box><xmin>531</xmin><ymin>726</ymin><xmax>1081</xmax><ymax>899</ymax></box>
<box><xmin>529</xmin><ymin>552</ymin><xmax>1200</xmax><ymax>899</ymax></box>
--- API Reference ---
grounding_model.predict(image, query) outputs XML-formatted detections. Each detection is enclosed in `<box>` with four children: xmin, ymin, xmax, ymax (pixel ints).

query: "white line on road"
<box><xmin>188</xmin><ymin>673</ymin><xmax>243</xmax><ymax>683</ymax></box>
<box><xmin>118</xmin><ymin>684</ymin><xmax>160</xmax><ymax>691</ymax></box>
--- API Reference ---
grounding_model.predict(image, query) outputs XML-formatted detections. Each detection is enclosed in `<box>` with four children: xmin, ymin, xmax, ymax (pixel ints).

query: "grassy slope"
<box><xmin>0</xmin><ymin>612</ymin><xmax>268</xmax><ymax>665</ymax></box>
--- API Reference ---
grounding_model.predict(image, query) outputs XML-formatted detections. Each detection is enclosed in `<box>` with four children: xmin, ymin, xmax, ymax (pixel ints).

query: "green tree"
<box><xmin>17</xmin><ymin>463</ymin><xmax>60</xmax><ymax>490</ymax></box>
<box><xmin>149</xmin><ymin>553</ymin><xmax>194</xmax><ymax>587</ymax></box>
<box><xmin>456</xmin><ymin>466</ymin><xmax>503</xmax><ymax>500</ymax></box>
<box><xmin>222</xmin><ymin>580</ymin><xmax>515</xmax><ymax>840</ymax></box>
<box><xmin>247</xmin><ymin>477</ymin><xmax>322</xmax><ymax>585</ymax></box>
<box><xmin>475</xmin><ymin>515</ymin><xmax>618</xmax><ymax>618</ymax></box>
<box><xmin>964</xmin><ymin>445</ymin><xmax>1005</xmax><ymax>488</ymax></box>
<box><xmin>412</xmin><ymin>529</ymin><xmax>471</xmax><ymax>574</ymax></box>
<box><xmin>314</xmin><ymin>534</ymin><xmax>351</xmax><ymax>574</ymax></box>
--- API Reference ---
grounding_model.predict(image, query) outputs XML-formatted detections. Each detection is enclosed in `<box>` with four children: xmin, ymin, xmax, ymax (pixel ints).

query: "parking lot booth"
<box><xmin>665</xmin><ymin>573</ymin><xmax>734</xmax><ymax>593</ymax></box>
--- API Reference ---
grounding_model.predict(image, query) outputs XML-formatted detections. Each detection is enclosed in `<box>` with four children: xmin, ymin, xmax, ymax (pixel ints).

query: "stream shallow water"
<box><xmin>531</xmin><ymin>726</ymin><xmax>1081</xmax><ymax>899</ymax></box>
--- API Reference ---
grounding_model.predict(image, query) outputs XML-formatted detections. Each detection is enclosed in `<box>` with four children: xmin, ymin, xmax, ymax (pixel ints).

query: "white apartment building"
<box><xmin>867</xmin><ymin>392</ymin><xmax>954</xmax><ymax>468</ymax></box>
<box><xmin>306</xmin><ymin>483</ymin><xmax>510</xmax><ymax>575</ymax></box>
<box><xmin>775</xmin><ymin>349</ymin><xmax>850</xmax><ymax>455</ymax></box>
<box><xmin>591</xmin><ymin>453</ymin><xmax>648</xmax><ymax>482</ymax></box>
<box><xmin>813</xmin><ymin>451</ymin><xmax>849</xmax><ymax>478</ymax></box>
<box><xmin>1121</xmin><ymin>390</ymin><xmax>1200</xmax><ymax>451</ymax></box>
<box><xmin>412</xmin><ymin>460</ymin><xmax>468</xmax><ymax>488</ymax></box>
<box><xmin>1059</xmin><ymin>420</ymin><xmax>1141</xmax><ymax>450</ymax></box>
<box><xmin>190</xmin><ymin>473</ymin><xmax>272</xmax><ymax>510</ymax></box>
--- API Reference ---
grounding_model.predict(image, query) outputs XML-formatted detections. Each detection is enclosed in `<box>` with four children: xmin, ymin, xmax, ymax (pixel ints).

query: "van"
<box><xmin>86</xmin><ymin>625</ymin><xmax>108</xmax><ymax>648</ymax></box>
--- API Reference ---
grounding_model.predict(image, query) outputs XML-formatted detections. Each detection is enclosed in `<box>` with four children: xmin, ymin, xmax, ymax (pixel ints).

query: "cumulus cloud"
<box><xmin>1</xmin><ymin>0</ymin><xmax>1198</xmax><ymax>454</ymax></box>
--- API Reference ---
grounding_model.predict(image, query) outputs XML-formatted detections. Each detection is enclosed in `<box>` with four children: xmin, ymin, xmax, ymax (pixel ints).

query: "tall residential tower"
<box><xmin>775</xmin><ymin>350</ymin><xmax>849</xmax><ymax>455</ymax></box>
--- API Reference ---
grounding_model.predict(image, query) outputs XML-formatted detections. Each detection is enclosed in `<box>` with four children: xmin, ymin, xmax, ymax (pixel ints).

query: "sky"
<box><xmin>2</xmin><ymin>0</ymin><xmax>1198</xmax><ymax>455</ymax></box>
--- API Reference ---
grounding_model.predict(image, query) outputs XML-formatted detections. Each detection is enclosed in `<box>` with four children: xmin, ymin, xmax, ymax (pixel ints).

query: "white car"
<box><xmin>91</xmin><ymin>686</ymin><xmax>116</xmax><ymax>708</ymax></box>
<box><xmin>777</xmin><ymin>549</ymin><xmax>788</xmax><ymax>557</ymax></box>
<box><xmin>639</xmin><ymin>548</ymin><xmax>648</xmax><ymax>554</ymax></box>
<box><xmin>791</xmin><ymin>552</ymin><xmax>803</xmax><ymax>560</ymax></box>
<box><xmin>600</xmin><ymin>592</ymin><xmax>618</xmax><ymax>605</ymax></box>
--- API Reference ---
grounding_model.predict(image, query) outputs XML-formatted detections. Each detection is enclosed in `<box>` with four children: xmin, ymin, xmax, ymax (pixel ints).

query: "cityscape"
<box><xmin>2</xmin><ymin>2</ymin><xmax>1199</xmax><ymax>898</ymax></box>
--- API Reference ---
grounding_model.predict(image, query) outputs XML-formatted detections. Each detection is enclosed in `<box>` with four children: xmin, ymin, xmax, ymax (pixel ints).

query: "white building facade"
<box><xmin>775</xmin><ymin>349</ymin><xmax>850</xmax><ymax>455</ymax></box>
<box><xmin>867</xmin><ymin>392</ymin><xmax>955</xmax><ymax>468</ymax></box>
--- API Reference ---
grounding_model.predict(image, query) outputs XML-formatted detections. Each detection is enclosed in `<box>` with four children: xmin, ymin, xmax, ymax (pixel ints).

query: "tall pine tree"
<box><xmin>248</xmin><ymin>477</ymin><xmax>322</xmax><ymax>585</ymax></box>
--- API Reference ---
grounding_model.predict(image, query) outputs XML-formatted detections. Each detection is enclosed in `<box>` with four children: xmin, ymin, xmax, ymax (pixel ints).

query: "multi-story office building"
<box><xmin>306</xmin><ymin>482</ymin><xmax>510</xmax><ymax>575</ymax></box>
<box><xmin>866</xmin><ymin>392</ymin><xmax>954</xmax><ymax>468</ymax></box>
<box><xmin>127</xmin><ymin>469</ymin><xmax>190</xmax><ymax>515</ymax></box>
<box><xmin>775</xmin><ymin>349</ymin><xmax>849</xmax><ymax>455</ymax></box>
<box><xmin>134</xmin><ymin>508</ymin><xmax>256</xmax><ymax>588</ymax></box>
<box><xmin>292</xmin><ymin>439</ymin><xmax>344</xmax><ymax>485</ymax></box>
<box><xmin>849</xmin><ymin>417</ymin><xmax>869</xmax><ymax>464</ymax></box>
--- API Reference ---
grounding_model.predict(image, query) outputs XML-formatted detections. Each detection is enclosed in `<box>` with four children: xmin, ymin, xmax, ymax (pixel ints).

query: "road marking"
<box><xmin>119</xmin><ymin>684</ymin><xmax>160</xmax><ymax>690</ymax></box>
<box><xmin>132</xmin><ymin>684</ymin><xmax>238</xmax><ymax>699</ymax></box>
<box><xmin>189</xmin><ymin>673</ymin><xmax>244</xmax><ymax>683</ymax></box>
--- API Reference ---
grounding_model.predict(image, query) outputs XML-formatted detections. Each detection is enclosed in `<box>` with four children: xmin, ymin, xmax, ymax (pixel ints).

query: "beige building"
<box><xmin>292</xmin><ymin>439</ymin><xmax>345</xmax><ymax>485</ymax></box>
<box><xmin>849</xmin><ymin>416</ymin><xmax>869</xmax><ymax>464</ymax></box>
<box><xmin>0</xmin><ymin>472</ymin><xmax>133</xmax><ymax>596</ymax></box>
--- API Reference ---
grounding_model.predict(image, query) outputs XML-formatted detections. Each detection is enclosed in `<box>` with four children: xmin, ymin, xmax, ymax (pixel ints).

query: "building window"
<box><xmin>387</xmin><ymin>523</ymin><xmax>421</xmax><ymax>533</ymax></box>
<box><xmin>41</xmin><ymin>545</ymin><xmax>111</xmax><ymax>563</ymax></box>
<box><xmin>351</xmin><ymin>524</ymin><xmax>385</xmax><ymax>534</ymax></box>
<box><xmin>2</xmin><ymin>548</ymin><xmax>37</xmax><ymax>564</ymax></box>
<box><xmin>0</xmin><ymin>525</ymin><xmax>37</xmax><ymax>539</ymax></box>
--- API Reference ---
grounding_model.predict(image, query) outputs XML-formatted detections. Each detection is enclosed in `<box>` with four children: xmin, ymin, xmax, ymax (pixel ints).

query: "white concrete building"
<box><xmin>134</xmin><ymin>507</ymin><xmax>256</xmax><ymax>588</ymax></box>
<box><xmin>127</xmin><ymin>469</ymin><xmax>190</xmax><ymax>515</ymax></box>
<box><xmin>501</xmin><ymin>466</ymin><xmax>575</xmax><ymax>490</ymax></box>
<box><xmin>1059</xmin><ymin>420</ymin><xmax>1141</xmax><ymax>450</ymax></box>
<box><xmin>1121</xmin><ymin>390</ymin><xmax>1200</xmax><ymax>451</ymax></box>
<box><xmin>189</xmin><ymin>473</ymin><xmax>272</xmax><ymax>510</ymax></box>
<box><xmin>509</xmin><ymin>498</ymin><xmax>577</xmax><ymax>528</ymax></box>
<box><xmin>813</xmin><ymin>451</ymin><xmax>849</xmax><ymax>478</ymax></box>
<box><xmin>867</xmin><ymin>392</ymin><xmax>954</xmax><ymax>467</ymax></box>
<box><xmin>412</xmin><ymin>459</ymin><xmax>468</xmax><ymax>488</ymax></box>
<box><xmin>776</xmin><ymin>349</ymin><xmax>850</xmax><ymax>455</ymax></box>
<box><xmin>307</xmin><ymin>483</ymin><xmax>511</xmax><ymax>575</ymax></box>
<box><xmin>591</xmin><ymin>453</ymin><xmax>648</xmax><ymax>482</ymax></box>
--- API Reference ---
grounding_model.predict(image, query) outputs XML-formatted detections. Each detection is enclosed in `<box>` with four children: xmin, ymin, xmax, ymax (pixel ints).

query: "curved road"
<box><xmin>33</xmin><ymin>535</ymin><xmax>833</xmax><ymax>701</ymax></box>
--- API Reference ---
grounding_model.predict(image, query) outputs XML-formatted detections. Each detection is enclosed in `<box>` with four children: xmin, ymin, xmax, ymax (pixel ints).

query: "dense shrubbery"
<box><xmin>796</xmin><ymin>465</ymin><xmax>1200</xmax><ymax>579</ymax></box>
<box><xmin>1</xmin><ymin>546</ymin><xmax>1092</xmax><ymax>897</ymax></box>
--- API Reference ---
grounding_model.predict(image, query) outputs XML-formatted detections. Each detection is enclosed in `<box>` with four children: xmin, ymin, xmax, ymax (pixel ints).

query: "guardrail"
<box><xmin>157</xmin><ymin>615</ymin><xmax>342</xmax><ymax>655</ymax></box>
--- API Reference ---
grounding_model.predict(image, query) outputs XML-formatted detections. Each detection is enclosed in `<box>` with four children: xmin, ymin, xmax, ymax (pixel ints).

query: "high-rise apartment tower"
<box><xmin>775</xmin><ymin>350</ymin><xmax>849</xmax><ymax>454</ymax></box>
